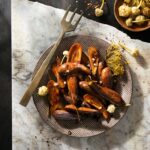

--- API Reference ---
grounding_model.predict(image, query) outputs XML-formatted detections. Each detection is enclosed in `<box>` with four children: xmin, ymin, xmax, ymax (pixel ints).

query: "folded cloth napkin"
<box><xmin>12</xmin><ymin>0</ymin><xmax>150</xmax><ymax>149</ymax></box>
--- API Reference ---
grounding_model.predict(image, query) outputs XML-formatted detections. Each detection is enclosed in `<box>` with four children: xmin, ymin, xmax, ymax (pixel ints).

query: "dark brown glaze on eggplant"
<box><xmin>101</xmin><ymin>67</ymin><xmax>113</xmax><ymax>88</ymax></box>
<box><xmin>97</xmin><ymin>62</ymin><xmax>105</xmax><ymax>78</ymax></box>
<box><xmin>65</xmin><ymin>104</ymin><xmax>99</xmax><ymax>115</ymax></box>
<box><xmin>67</xmin><ymin>43</ymin><xmax>82</xmax><ymax>104</ymax></box>
<box><xmin>67</xmin><ymin>43</ymin><xmax>82</xmax><ymax>63</ymax></box>
<box><xmin>81</xmin><ymin>51</ymin><xmax>89</xmax><ymax>66</ymax></box>
<box><xmin>67</xmin><ymin>75</ymin><xmax>78</xmax><ymax>104</ymax></box>
<box><xmin>53</xmin><ymin>109</ymin><xmax>78</xmax><ymax>121</ymax></box>
<box><xmin>52</xmin><ymin>57</ymin><xmax>65</xmax><ymax>88</ymax></box>
<box><xmin>81</xmin><ymin>101</ymin><xmax>91</xmax><ymax>108</ymax></box>
<box><xmin>79</xmin><ymin>81</ymin><xmax>107</xmax><ymax>105</ymax></box>
<box><xmin>88</xmin><ymin>47</ymin><xmax>100</xmax><ymax>76</ymax></box>
<box><xmin>89</xmin><ymin>82</ymin><xmax>125</xmax><ymax>106</ymax></box>
<box><xmin>47</xmin><ymin>80</ymin><xmax>63</xmax><ymax>114</ymax></box>
<box><xmin>58</xmin><ymin>62</ymin><xmax>91</xmax><ymax>76</ymax></box>
<box><xmin>63</xmin><ymin>94</ymin><xmax>74</xmax><ymax>104</ymax></box>
<box><xmin>83</xmin><ymin>94</ymin><xmax>110</xmax><ymax>121</ymax></box>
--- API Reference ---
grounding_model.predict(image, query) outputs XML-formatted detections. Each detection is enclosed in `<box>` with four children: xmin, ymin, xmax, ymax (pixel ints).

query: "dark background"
<box><xmin>0</xmin><ymin>0</ymin><xmax>149</xmax><ymax>149</ymax></box>
<box><xmin>0</xmin><ymin>0</ymin><xmax>11</xmax><ymax>149</ymax></box>
<box><xmin>31</xmin><ymin>0</ymin><xmax>150</xmax><ymax>42</ymax></box>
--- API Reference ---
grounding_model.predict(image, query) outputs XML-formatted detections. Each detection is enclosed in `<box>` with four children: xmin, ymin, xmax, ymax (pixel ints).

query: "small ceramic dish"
<box><xmin>114</xmin><ymin>0</ymin><xmax>150</xmax><ymax>32</ymax></box>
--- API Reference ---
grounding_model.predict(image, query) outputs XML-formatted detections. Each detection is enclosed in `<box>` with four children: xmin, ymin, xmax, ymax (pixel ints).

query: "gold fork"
<box><xmin>20</xmin><ymin>5</ymin><xmax>83</xmax><ymax>106</ymax></box>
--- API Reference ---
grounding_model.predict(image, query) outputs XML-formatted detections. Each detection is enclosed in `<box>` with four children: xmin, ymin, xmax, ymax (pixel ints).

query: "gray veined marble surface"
<box><xmin>12</xmin><ymin>0</ymin><xmax>150</xmax><ymax>149</ymax></box>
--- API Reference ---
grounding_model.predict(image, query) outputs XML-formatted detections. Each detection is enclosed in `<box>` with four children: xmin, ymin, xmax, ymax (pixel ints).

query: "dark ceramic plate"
<box><xmin>32</xmin><ymin>35</ymin><xmax>132</xmax><ymax>137</ymax></box>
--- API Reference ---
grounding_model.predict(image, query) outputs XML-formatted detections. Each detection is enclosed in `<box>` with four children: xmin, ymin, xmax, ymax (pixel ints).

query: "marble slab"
<box><xmin>12</xmin><ymin>0</ymin><xmax>150</xmax><ymax>149</ymax></box>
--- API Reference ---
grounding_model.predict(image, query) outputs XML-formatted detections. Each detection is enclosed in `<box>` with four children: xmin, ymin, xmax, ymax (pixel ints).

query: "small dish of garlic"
<box><xmin>114</xmin><ymin>0</ymin><xmax>150</xmax><ymax>32</ymax></box>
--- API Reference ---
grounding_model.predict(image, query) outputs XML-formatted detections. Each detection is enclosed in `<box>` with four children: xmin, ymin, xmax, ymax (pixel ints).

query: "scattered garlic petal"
<box><xmin>125</xmin><ymin>103</ymin><xmax>131</xmax><ymax>106</ymax></box>
<box><xmin>38</xmin><ymin>86</ymin><xmax>48</xmax><ymax>96</ymax></box>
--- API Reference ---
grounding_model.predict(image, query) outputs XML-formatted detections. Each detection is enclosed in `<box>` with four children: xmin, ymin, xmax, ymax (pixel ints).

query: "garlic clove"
<box><xmin>95</xmin><ymin>8</ymin><xmax>103</xmax><ymax>17</ymax></box>
<box><xmin>107</xmin><ymin>104</ymin><xmax>116</xmax><ymax>113</ymax></box>
<box><xmin>38</xmin><ymin>86</ymin><xmax>48</xmax><ymax>96</ymax></box>
<box><xmin>63</xmin><ymin>50</ymin><xmax>69</xmax><ymax>56</ymax></box>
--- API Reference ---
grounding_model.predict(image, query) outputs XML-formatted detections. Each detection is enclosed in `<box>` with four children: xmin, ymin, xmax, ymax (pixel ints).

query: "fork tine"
<box><xmin>74</xmin><ymin>12</ymin><xmax>84</xmax><ymax>28</ymax></box>
<box><xmin>62</xmin><ymin>5</ymin><xmax>71</xmax><ymax>20</ymax></box>
<box><xmin>69</xmin><ymin>8</ymin><xmax>78</xmax><ymax>22</ymax></box>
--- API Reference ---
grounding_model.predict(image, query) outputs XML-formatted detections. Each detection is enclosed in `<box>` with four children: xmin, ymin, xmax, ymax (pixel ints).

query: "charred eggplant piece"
<box><xmin>67</xmin><ymin>43</ymin><xmax>82</xmax><ymax>105</ymax></box>
<box><xmin>79</xmin><ymin>81</ymin><xmax>94</xmax><ymax>95</ymax></box>
<box><xmin>65</xmin><ymin>104</ymin><xmax>100</xmax><ymax>116</ymax></box>
<box><xmin>81</xmin><ymin>101</ymin><xmax>91</xmax><ymax>108</ymax></box>
<box><xmin>53</xmin><ymin>109</ymin><xmax>78</xmax><ymax>121</ymax></box>
<box><xmin>88</xmin><ymin>47</ymin><xmax>100</xmax><ymax>76</ymax></box>
<box><xmin>67</xmin><ymin>75</ymin><xmax>78</xmax><ymax>104</ymax></box>
<box><xmin>89</xmin><ymin>82</ymin><xmax>125</xmax><ymax>106</ymax></box>
<box><xmin>78</xmin><ymin>107</ymin><xmax>100</xmax><ymax>115</ymax></box>
<box><xmin>52</xmin><ymin>57</ymin><xmax>65</xmax><ymax>88</ymax></box>
<box><xmin>63</xmin><ymin>94</ymin><xmax>74</xmax><ymax>104</ymax></box>
<box><xmin>101</xmin><ymin>67</ymin><xmax>113</xmax><ymax>88</ymax></box>
<box><xmin>65</xmin><ymin>104</ymin><xmax>77</xmax><ymax>112</ymax></box>
<box><xmin>83</xmin><ymin>94</ymin><xmax>110</xmax><ymax>121</ymax></box>
<box><xmin>47</xmin><ymin>80</ymin><xmax>63</xmax><ymax>114</ymax></box>
<box><xmin>67</xmin><ymin>43</ymin><xmax>82</xmax><ymax>63</ymax></box>
<box><xmin>98</xmin><ymin>62</ymin><xmax>105</xmax><ymax>78</ymax></box>
<box><xmin>79</xmin><ymin>81</ymin><xmax>107</xmax><ymax>105</ymax></box>
<box><xmin>58</xmin><ymin>62</ymin><xmax>91</xmax><ymax>76</ymax></box>
<box><xmin>81</xmin><ymin>51</ymin><xmax>89</xmax><ymax>66</ymax></box>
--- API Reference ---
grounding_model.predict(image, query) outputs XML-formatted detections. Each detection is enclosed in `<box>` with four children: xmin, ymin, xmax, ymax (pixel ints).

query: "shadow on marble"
<box><xmin>135</xmin><ymin>54</ymin><xmax>148</xmax><ymax>69</ymax></box>
<box><xmin>60</xmin><ymin>68</ymin><xmax>144</xmax><ymax>150</ymax></box>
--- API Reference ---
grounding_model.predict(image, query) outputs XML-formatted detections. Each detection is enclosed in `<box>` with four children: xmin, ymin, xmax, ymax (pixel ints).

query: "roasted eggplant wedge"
<box><xmin>83</xmin><ymin>94</ymin><xmax>110</xmax><ymax>121</ymax></box>
<box><xmin>97</xmin><ymin>61</ymin><xmax>105</xmax><ymax>78</ymax></box>
<box><xmin>81</xmin><ymin>101</ymin><xmax>91</xmax><ymax>108</ymax></box>
<box><xmin>67</xmin><ymin>75</ymin><xmax>78</xmax><ymax>104</ymax></box>
<box><xmin>47</xmin><ymin>80</ymin><xmax>63</xmax><ymax>114</ymax></box>
<box><xmin>79</xmin><ymin>81</ymin><xmax>94</xmax><ymax>95</ymax></box>
<box><xmin>67</xmin><ymin>43</ymin><xmax>82</xmax><ymax>63</ymax></box>
<box><xmin>89</xmin><ymin>82</ymin><xmax>125</xmax><ymax>106</ymax></box>
<box><xmin>58</xmin><ymin>62</ymin><xmax>91</xmax><ymax>76</ymax></box>
<box><xmin>63</xmin><ymin>94</ymin><xmax>74</xmax><ymax>104</ymax></box>
<box><xmin>78</xmin><ymin>107</ymin><xmax>100</xmax><ymax>115</ymax></box>
<box><xmin>101</xmin><ymin>67</ymin><xmax>113</xmax><ymax>88</ymax></box>
<box><xmin>66</xmin><ymin>43</ymin><xmax>82</xmax><ymax>104</ymax></box>
<box><xmin>79</xmin><ymin>81</ymin><xmax>107</xmax><ymax>105</ymax></box>
<box><xmin>81</xmin><ymin>51</ymin><xmax>89</xmax><ymax>66</ymax></box>
<box><xmin>53</xmin><ymin>109</ymin><xmax>78</xmax><ymax>121</ymax></box>
<box><xmin>88</xmin><ymin>47</ymin><xmax>100</xmax><ymax>76</ymax></box>
<box><xmin>52</xmin><ymin>57</ymin><xmax>65</xmax><ymax>88</ymax></box>
<box><xmin>65</xmin><ymin>104</ymin><xmax>100</xmax><ymax>116</ymax></box>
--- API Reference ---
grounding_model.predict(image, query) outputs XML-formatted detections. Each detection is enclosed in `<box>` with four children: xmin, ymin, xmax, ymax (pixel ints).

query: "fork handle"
<box><xmin>20</xmin><ymin>31</ymin><xmax>65</xmax><ymax>106</ymax></box>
